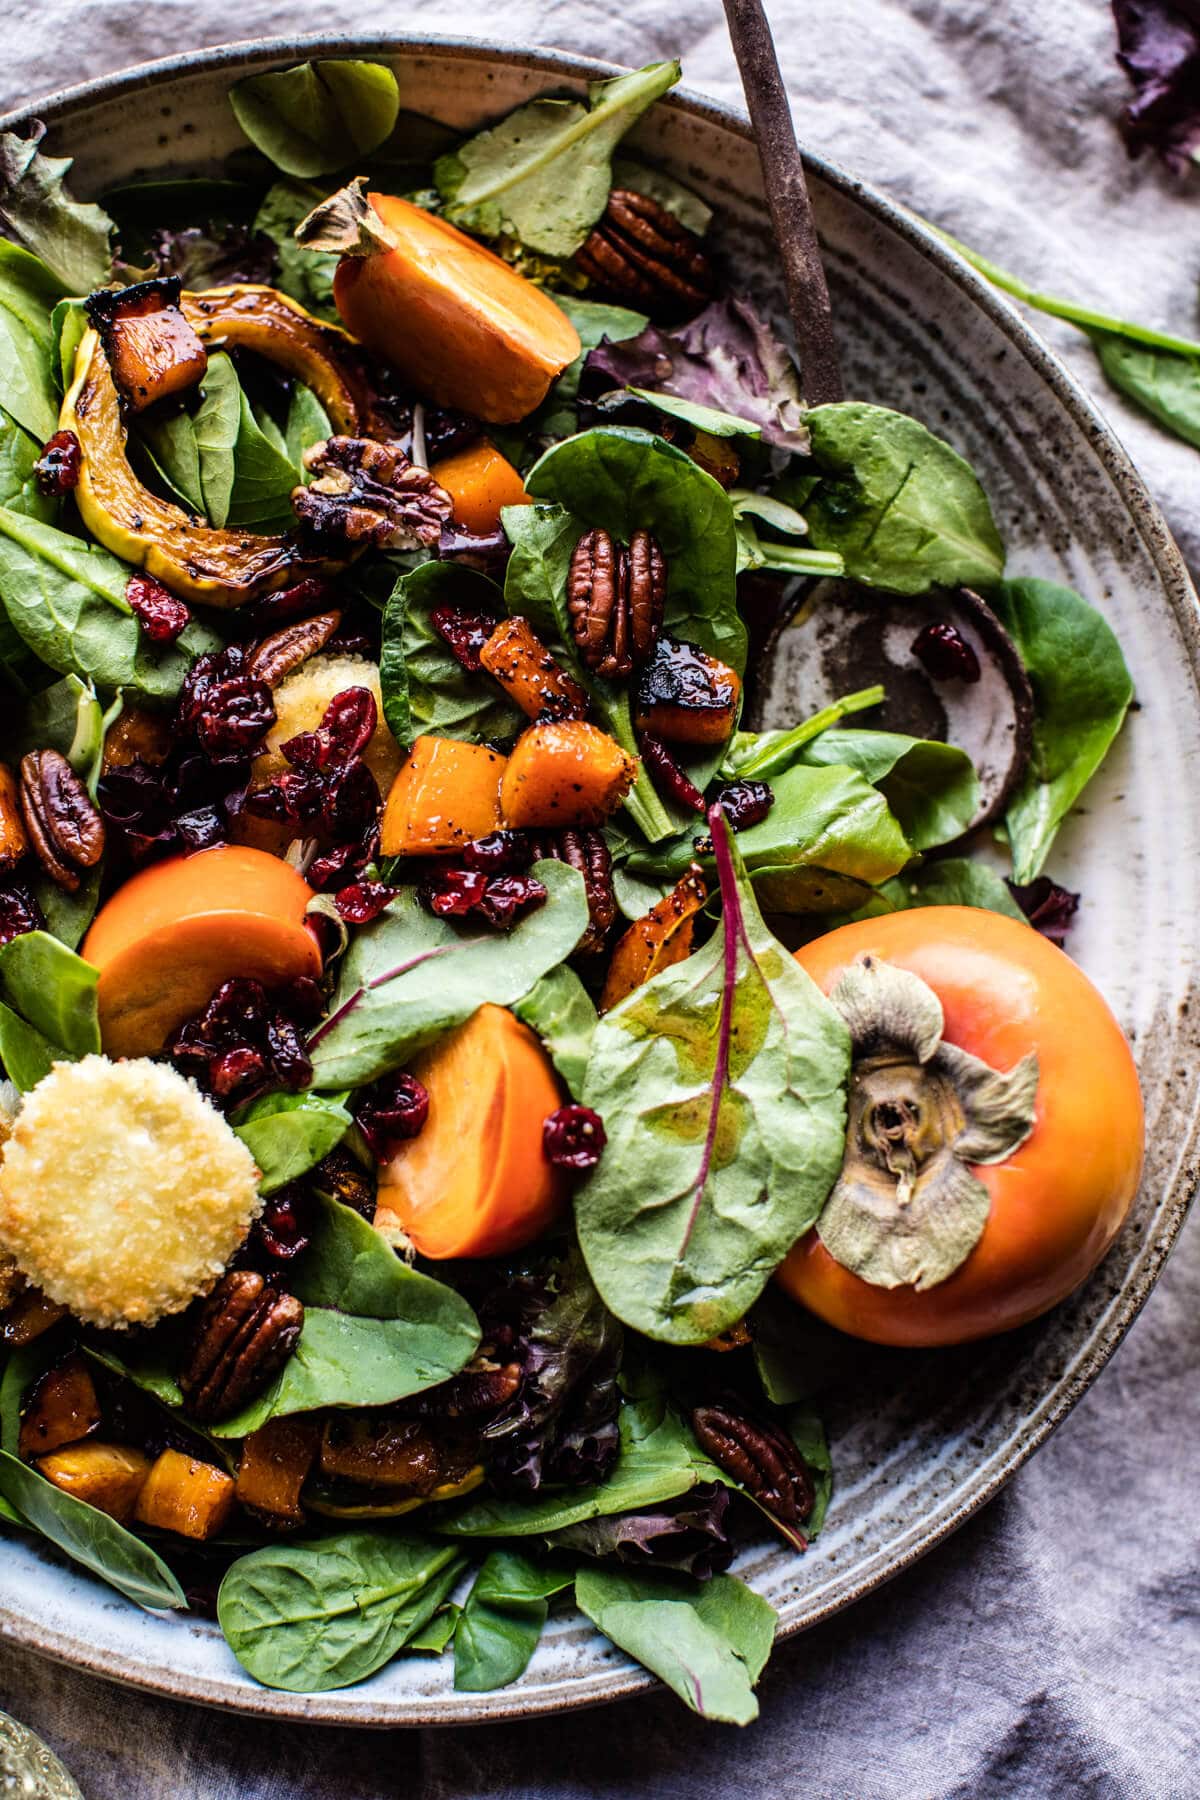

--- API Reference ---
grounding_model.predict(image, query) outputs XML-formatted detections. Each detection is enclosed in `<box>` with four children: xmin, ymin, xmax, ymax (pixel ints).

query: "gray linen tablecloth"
<box><xmin>2</xmin><ymin>4</ymin><xmax>1199</xmax><ymax>1794</ymax></box>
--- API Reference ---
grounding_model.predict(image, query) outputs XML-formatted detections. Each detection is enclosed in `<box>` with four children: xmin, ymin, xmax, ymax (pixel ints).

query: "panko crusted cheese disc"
<box><xmin>0</xmin><ymin>1056</ymin><xmax>262</xmax><ymax>1328</ymax></box>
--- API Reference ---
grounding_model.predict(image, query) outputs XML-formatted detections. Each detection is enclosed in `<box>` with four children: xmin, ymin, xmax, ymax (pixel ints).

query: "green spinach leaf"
<box><xmin>991</xmin><ymin>578</ymin><xmax>1133</xmax><ymax>883</ymax></box>
<box><xmin>575</xmin><ymin>1566</ymin><xmax>776</xmax><ymax>1724</ymax></box>
<box><xmin>836</xmin><ymin>856</ymin><xmax>1025</xmax><ymax>925</ymax></box>
<box><xmin>0</xmin><ymin>1001</ymin><xmax>57</xmax><ymax>1090</ymax></box>
<box><xmin>407</xmin><ymin>1604</ymin><xmax>461</xmax><ymax>1654</ymax></box>
<box><xmin>0</xmin><ymin>128</ymin><xmax>114</xmax><ymax>293</ymax></box>
<box><xmin>51</xmin><ymin>298</ymin><xmax>87</xmax><ymax>395</ymax></box>
<box><xmin>230</xmin><ymin>60</ymin><xmax>401</xmax><ymax>180</ymax></box>
<box><xmin>454</xmin><ymin>1551</ymin><xmax>574</xmax><ymax>1692</ymax></box>
<box><xmin>0</xmin><ymin>240</ymin><xmax>65</xmax><ymax>442</ymax></box>
<box><xmin>1088</xmin><ymin>330</ymin><xmax>1200</xmax><ymax>450</ymax></box>
<box><xmin>802</xmin><ymin>728</ymin><xmax>979</xmax><ymax>852</ymax></box>
<box><xmin>789</xmin><ymin>1411</ymin><xmax>833</xmax><ymax>1536</ymax></box>
<box><xmin>143</xmin><ymin>352</ymin><xmax>297</xmax><ymax>531</ymax></box>
<box><xmin>0</xmin><ymin>406</ymin><xmax>56</xmax><ymax>521</ymax></box>
<box><xmin>308</xmin><ymin>862</ymin><xmax>589</xmax><ymax>1088</ymax></box>
<box><xmin>231</xmin><ymin>1091</ymin><xmax>351</xmax><ymax>1195</ymax></box>
<box><xmin>379</xmin><ymin>561</ymin><xmax>523</xmax><ymax>748</ymax></box>
<box><xmin>285</xmin><ymin>383</ymin><xmax>332</xmax><ymax>466</ymax></box>
<box><xmin>218</xmin><ymin>1531</ymin><xmax>465</xmax><ymax>1691</ymax></box>
<box><xmin>803</xmin><ymin>402</ymin><xmax>1005</xmax><ymax>594</ymax></box>
<box><xmin>0</xmin><ymin>1447</ymin><xmax>186</xmax><ymax>1611</ymax></box>
<box><xmin>0</xmin><ymin>930</ymin><xmax>99</xmax><ymax>1059</ymax></box>
<box><xmin>435</xmin><ymin>63</ymin><xmax>680</xmax><ymax>257</ymax></box>
<box><xmin>510</xmin><ymin>966</ymin><xmax>597</xmax><ymax>1096</ymax></box>
<box><xmin>254</xmin><ymin>180</ymin><xmax>339</xmax><ymax>320</ymax></box>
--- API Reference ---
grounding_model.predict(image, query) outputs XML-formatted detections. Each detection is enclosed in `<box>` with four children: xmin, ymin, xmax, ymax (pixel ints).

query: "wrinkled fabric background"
<box><xmin>1</xmin><ymin>4</ymin><xmax>1198</xmax><ymax>1795</ymax></box>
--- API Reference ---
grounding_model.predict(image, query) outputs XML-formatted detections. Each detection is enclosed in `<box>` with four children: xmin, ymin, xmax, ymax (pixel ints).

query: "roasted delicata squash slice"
<box><xmin>60</xmin><ymin>282</ymin><xmax>383</xmax><ymax>606</ymax></box>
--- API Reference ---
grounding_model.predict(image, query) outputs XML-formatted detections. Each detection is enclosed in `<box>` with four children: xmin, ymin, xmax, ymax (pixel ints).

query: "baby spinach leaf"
<box><xmin>0</xmin><ymin>507</ymin><xmax>220</xmax><ymax>698</ymax></box>
<box><xmin>803</xmin><ymin>402</ymin><xmax>1005</xmax><ymax>595</ymax></box>
<box><xmin>435</xmin><ymin>62</ymin><xmax>680</xmax><ymax>257</ymax></box>
<box><xmin>0</xmin><ymin>1448</ymin><xmax>186</xmax><ymax>1611</ymax></box>
<box><xmin>308</xmin><ymin>862</ymin><xmax>589</xmax><ymax>1088</ymax></box>
<box><xmin>631</xmin><ymin>388</ymin><xmax>762</xmax><ymax>440</ymax></box>
<box><xmin>835</xmin><ymin>856</ymin><xmax>1025</xmax><ymax>925</ymax></box>
<box><xmin>1088</xmin><ymin>330</ymin><xmax>1200</xmax><ymax>450</ymax></box>
<box><xmin>525</xmin><ymin>428</ymin><xmax>745</xmax><ymax>675</ymax></box>
<box><xmin>582</xmin><ymin>819</ymin><xmax>850</xmax><ymax>1342</ymax></box>
<box><xmin>0</xmin><ymin>1001</ymin><xmax>57</xmax><ymax>1090</ymax></box>
<box><xmin>0</xmin><ymin>240</ymin><xmax>65</xmax><ymax>442</ymax></box>
<box><xmin>454</xmin><ymin>1551</ymin><xmax>574</xmax><ymax>1692</ymax></box>
<box><xmin>218</xmin><ymin>1531</ymin><xmax>465</xmax><ymax>1691</ymax></box>
<box><xmin>802</xmin><ymin>729</ymin><xmax>979</xmax><ymax>852</ymax></box>
<box><xmin>789</xmin><ymin>1411</ymin><xmax>833</xmax><ymax>1537</ymax></box>
<box><xmin>407</xmin><ymin>1604</ymin><xmax>461</xmax><ymax>1654</ymax></box>
<box><xmin>232</xmin><ymin>1091</ymin><xmax>351</xmax><ymax>1195</ymax></box>
<box><xmin>721</xmin><ymin>685</ymin><xmax>886</xmax><ymax>781</ymax></box>
<box><xmin>227</xmin><ymin>385</ymin><xmax>303</xmax><ymax>531</ymax></box>
<box><xmin>534</xmin><ymin>294</ymin><xmax>648</xmax><ymax>445</ymax></box>
<box><xmin>511</xmin><ymin>966</ymin><xmax>597</xmax><ymax>1096</ymax></box>
<box><xmin>254</xmin><ymin>179</ymin><xmax>339</xmax><ymax>319</ymax></box>
<box><xmin>0</xmin><ymin>929</ymin><xmax>99</xmax><ymax>1058</ymax></box>
<box><xmin>212</xmin><ymin>1193</ymin><xmax>480</xmax><ymax>1436</ymax></box>
<box><xmin>0</xmin><ymin>126</ymin><xmax>114</xmax><ymax>293</ymax></box>
<box><xmin>230</xmin><ymin>60</ymin><xmax>401</xmax><ymax>180</ymax></box>
<box><xmin>285</xmin><ymin>382</ymin><xmax>331</xmax><ymax>466</ymax></box>
<box><xmin>379</xmin><ymin>561</ymin><xmax>523</xmax><ymax>748</ymax></box>
<box><xmin>0</xmin><ymin>406</ymin><xmax>56</xmax><ymax>521</ymax></box>
<box><xmin>991</xmin><ymin>578</ymin><xmax>1133</xmax><ymax>884</ymax></box>
<box><xmin>143</xmin><ymin>351</ymin><xmax>294</xmax><ymax>530</ymax></box>
<box><xmin>574</xmin><ymin>1566</ymin><xmax>776</xmax><ymax>1724</ymax></box>
<box><xmin>51</xmin><ymin>298</ymin><xmax>87</xmax><ymax>395</ymax></box>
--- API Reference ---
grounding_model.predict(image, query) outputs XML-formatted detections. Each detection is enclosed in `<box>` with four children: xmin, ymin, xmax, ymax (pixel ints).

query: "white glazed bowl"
<box><xmin>0</xmin><ymin>33</ymin><xmax>1197</xmax><ymax>1728</ymax></box>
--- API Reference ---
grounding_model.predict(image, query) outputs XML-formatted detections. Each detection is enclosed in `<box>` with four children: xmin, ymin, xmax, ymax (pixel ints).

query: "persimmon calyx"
<box><xmin>296</xmin><ymin>177</ymin><xmax>396</xmax><ymax>260</ymax></box>
<box><xmin>816</xmin><ymin>955</ymin><xmax>1038</xmax><ymax>1292</ymax></box>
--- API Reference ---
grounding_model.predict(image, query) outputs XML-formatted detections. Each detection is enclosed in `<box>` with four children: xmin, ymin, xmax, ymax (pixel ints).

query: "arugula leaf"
<box><xmin>510</xmin><ymin>966</ymin><xmax>597</xmax><ymax>1096</ymax></box>
<box><xmin>802</xmin><ymin>729</ymin><xmax>979</xmax><ymax>852</ymax></box>
<box><xmin>0</xmin><ymin>1447</ymin><xmax>186</xmax><ymax>1611</ymax></box>
<box><xmin>218</xmin><ymin>1531</ymin><xmax>466</xmax><ymax>1691</ymax></box>
<box><xmin>0</xmin><ymin>930</ymin><xmax>99</xmax><ymax>1059</ymax></box>
<box><xmin>0</xmin><ymin>406</ymin><xmax>55</xmax><ymax>522</ymax></box>
<box><xmin>578</xmin><ymin>815</ymin><xmax>849</xmax><ymax>1343</ymax></box>
<box><xmin>435</xmin><ymin>62</ymin><xmax>680</xmax><ymax>257</ymax></box>
<box><xmin>230</xmin><ymin>60</ymin><xmax>401</xmax><ymax>180</ymax></box>
<box><xmin>0</xmin><ymin>507</ymin><xmax>220</xmax><ymax>698</ymax></box>
<box><xmin>0</xmin><ymin>240</ymin><xmax>65</xmax><ymax>442</ymax></box>
<box><xmin>254</xmin><ymin>179</ymin><xmax>339</xmax><ymax>320</ymax></box>
<box><xmin>0</xmin><ymin>126</ymin><xmax>114</xmax><ymax>293</ymax></box>
<box><xmin>454</xmin><ymin>1551</ymin><xmax>574</xmax><ymax>1692</ymax></box>
<box><xmin>231</xmin><ymin>1090</ymin><xmax>351</xmax><ymax>1195</ymax></box>
<box><xmin>803</xmin><ymin>402</ymin><xmax>1005</xmax><ymax>594</ymax></box>
<box><xmin>308</xmin><ymin>862</ymin><xmax>589</xmax><ymax>1088</ymax></box>
<box><xmin>991</xmin><ymin>578</ymin><xmax>1133</xmax><ymax>883</ymax></box>
<box><xmin>211</xmin><ymin>1193</ymin><xmax>480</xmax><ymax>1435</ymax></box>
<box><xmin>379</xmin><ymin>561</ymin><xmax>523</xmax><ymax>748</ymax></box>
<box><xmin>575</xmin><ymin>1566</ymin><xmax>776</xmax><ymax>1724</ymax></box>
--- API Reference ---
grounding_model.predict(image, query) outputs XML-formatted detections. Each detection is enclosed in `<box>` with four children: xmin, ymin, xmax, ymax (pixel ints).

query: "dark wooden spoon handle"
<box><xmin>721</xmin><ymin>0</ymin><xmax>843</xmax><ymax>404</ymax></box>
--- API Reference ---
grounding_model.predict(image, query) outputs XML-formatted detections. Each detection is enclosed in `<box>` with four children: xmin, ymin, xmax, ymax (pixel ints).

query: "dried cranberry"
<box><xmin>324</xmin><ymin>626</ymin><xmax>375</xmax><ymax>661</ymax></box>
<box><xmin>334</xmin><ymin>880</ymin><xmax>395</xmax><ymax>924</ymax></box>
<box><xmin>240</xmin><ymin>577</ymin><xmax>339</xmax><ymax>636</ymax></box>
<box><xmin>478</xmin><ymin>874</ymin><xmax>548</xmax><ymax>929</ymax></box>
<box><xmin>1006</xmin><ymin>876</ymin><xmax>1080</xmax><ymax>947</ymax></box>
<box><xmin>462</xmin><ymin>831</ymin><xmax>534</xmax><ymax>873</ymax></box>
<box><xmin>0</xmin><ymin>882</ymin><xmax>43</xmax><ymax>946</ymax></box>
<box><xmin>713</xmin><ymin>779</ymin><xmax>775</xmax><ymax>831</ymax></box>
<box><xmin>282</xmin><ymin>976</ymin><xmax>325</xmax><ymax>1024</ymax></box>
<box><xmin>307</xmin><ymin>841</ymin><xmax>361</xmax><ymax>892</ymax></box>
<box><xmin>194</xmin><ymin>676</ymin><xmax>276</xmax><ymax>760</ymax></box>
<box><xmin>430</xmin><ymin>604</ymin><xmax>497</xmax><ymax>672</ymax></box>
<box><xmin>126</xmin><ymin>572</ymin><xmax>190</xmax><ymax>645</ymax></box>
<box><xmin>543</xmin><ymin>1104</ymin><xmax>607</xmax><ymax>1171</ymax></box>
<box><xmin>175</xmin><ymin>805</ymin><xmax>225</xmax><ymax>852</ymax></box>
<box><xmin>421</xmin><ymin>868</ymin><xmax>489</xmax><ymax>917</ymax></box>
<box><xmin>34</xmin><ymin>430</ymin><xmax>82</xmax><ymax>497</ymax></box>
<box><xmin>253</xmin><ymin>1186</ymin><xmax>313</xmax><ymax>1262</ymax></box>
<box><xmin>321</xmin><ymin>759</ymin><xmax>380</xmax><ymax>839</ymax></box>
<box><xmin>639</xmin><ymin>734</ymin><xmax>706</xmax><ymax>813</ymax></box>
<box><xmin>167</xmin><ymin>976</ymin><xmax>316</xmax><ymax>1106</ymax></box>
<box><xmin>210</xmin><ymin>1045</ymin><xmax>267</xmax><ymax>1097</ymax></box>
<box><xmin>265</xmin><ymin>1014</ymin><xmax>313</xmax><ymax>1089</ymax></box>
<box><xmin>323</xmin><ymin>688</ymin><xmax>378</xmax><ymax>763</ymax></box>
<box><xmin>911</xmin><ymin>620</ymin><xmax>981</xmax><ymax>683</ymax></box>
<box><xmin>356</xmin><ymin>1072</ymin><xmax>430</xmax><ymax>1159</ymax></box>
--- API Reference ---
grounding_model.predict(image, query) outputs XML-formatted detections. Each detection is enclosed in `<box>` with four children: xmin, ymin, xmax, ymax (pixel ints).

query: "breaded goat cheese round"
<box><xmin>0</xmin><ymin>1057</ymin><xmax>261</xmax><ymax>1329</ymax></box>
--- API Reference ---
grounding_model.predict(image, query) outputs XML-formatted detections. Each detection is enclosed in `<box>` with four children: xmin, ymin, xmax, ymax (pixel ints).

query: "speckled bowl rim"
<box><xmin>0</xmin><ymin>31</ymin><xmax>1195</xmax><ymax>1730</ymax></box>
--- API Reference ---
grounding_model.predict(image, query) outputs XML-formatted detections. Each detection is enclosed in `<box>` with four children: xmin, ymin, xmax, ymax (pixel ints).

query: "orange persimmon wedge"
<box><xmin>82</xmin><ymin>845</ymin><xmax>322</xmax><ymax>1059</ymax></box>
<box><xmin>333</xmin><ymin>194</ymin><xmax>581</xmax><ymax>424</ymax></box>
<box><xmin>432</xmin><ymin>441</ymin><xmax>531</xmax><ymax>534</ymax></box>
<box><xmin>381</xmin><ymin>736</ymin><xmax>507</xmax><ymax>856</ymax></box>
<box><xmin>375</xmin><ymin>1004</ymin><xmax>566</xmax><ymax>1259</ymax></box>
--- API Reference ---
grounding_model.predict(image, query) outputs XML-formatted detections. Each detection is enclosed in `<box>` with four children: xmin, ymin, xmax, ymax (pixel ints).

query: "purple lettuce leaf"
<box><xmin>1112</xmin><ymin>0</ymin><xmax>1200</xmax><ymax>169</ymax></box>
<box><xmin>544</xmin><ymin>1484</ymin><xmax>733</xmax><ymax>1579</ymax></box>
<box><xmin>580</xmin><ymin>295</ymin><xmax>810</xmax><ymax>453</ymax></box>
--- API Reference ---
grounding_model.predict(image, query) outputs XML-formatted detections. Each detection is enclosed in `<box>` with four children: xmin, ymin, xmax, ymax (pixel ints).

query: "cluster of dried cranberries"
<box><xmin>166</xmin><ymin>974</ymin><xmax>322</xmax><ymax>1105</ymax></box>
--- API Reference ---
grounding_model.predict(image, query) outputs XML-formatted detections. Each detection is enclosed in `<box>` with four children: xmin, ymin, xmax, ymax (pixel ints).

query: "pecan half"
<box><xmin>19</xmin><ymin>751</ymin><xmax>106</xmax><ymax>892</ymax></box>
<box><xmin>567</xmin><ymin>527</ymin><xmax>666</xmax><ymax>679</ymax></box>
<box><xmin>527</xmin><ymin>828</ymin><xmax>617</xmax><ymax>955</ymax></box>
<box><xmin>245</xmin><ymin>610</ymin><xmax>343</xmax><ymax>687</ymax></box>
<box><xmin>691</xmin><ymin>1402</ymin><xmax>815</xmax><ymax>1549</ymax></box>
<box><xmin>576</xmin><ymin>190</ymin><xmax>715</xmax><ymax>321</ymax></box>
<box><xmin>180</xmin><ymin>1271</ymin><xmax>304</xmax><ymax>1423</ymax></box>
<box><xmin>400</xmin><ymin>1357</ymin><xmax>524</xmax><ymax>1419</ymax></box>
<box><xmin>292</xmin><ymin>437</ymin><xmax>452</xmax><ymax>553</ymax></box>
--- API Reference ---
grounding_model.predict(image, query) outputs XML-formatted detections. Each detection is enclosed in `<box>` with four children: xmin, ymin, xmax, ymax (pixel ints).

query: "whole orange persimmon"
<box><xmin>777</xmin><ymin>906</ymin><xmax>1143</xmax><ymax>1347</ymax></box>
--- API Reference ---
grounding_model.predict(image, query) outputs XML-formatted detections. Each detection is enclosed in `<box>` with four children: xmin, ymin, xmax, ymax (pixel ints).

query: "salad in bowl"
<box><xmin>0</xmin><ymin>53</ymin><xmax>1142</xmax><ymax>1721</ymax></box>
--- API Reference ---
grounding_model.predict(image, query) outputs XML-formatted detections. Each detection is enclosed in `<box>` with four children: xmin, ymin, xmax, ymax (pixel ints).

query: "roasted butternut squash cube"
<box><xmin>0</xmin><ymin>763</ymin><xmax>28</xmax><ymax>872</ymax></box>
<box><xmin>500</xmin><ymin>721</ymin><xmax>636</xmax><ymax>829</ymax></box>
<box><xmin>18</xmin><ymin>1355</ymin><xmax>101</xmax><ymax>1460</ymax></box>
<box><xmin>432</xmin><ymin>440</ymin><xmax>531</xmax><ymax>534</ymax></box>
<box><xmin>101</xmin><ymin>706</ymin><xmax>173</xmax><ymax>773</ymax></box>
<box><xmin>134</xmin><ymin>1449</ymin><xmax>236</xmax><ymax>1540</ymax></box>
<box><xmin>479</xmin><ymin>616</ymin><xmax>589</xmax><ymax>723</ymax></box>
<box><xmin>381</xmin><ymin>736</ymin><xmax>507</xmax><ymax>855</ymax></box>
<box><xmin>0</xmin><ymin>1284</ymin><xmax>67</xmax><ymax>1348</ymax></box>
<box><xmin>236</xmin><ymin>1417</ymin><xmax>319</xmax><ymax>1527</ymax></box>
<box><xmin>635</xmin><ymin>635</ymin><xmax>741</xmax><ymax>745</ymax></box>
<box><xmin>84</xmin><ymin>277</ymin><xmax>208</xmax><ymax>414</ymax></box>
<box><xmin>37</xmin><ymin>1442</ymin><xmax>152</xmax><ymax>1524</ymax></box>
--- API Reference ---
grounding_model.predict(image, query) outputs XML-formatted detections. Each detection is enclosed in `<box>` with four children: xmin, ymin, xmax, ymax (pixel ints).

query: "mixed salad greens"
<box><xmin>0</xmin><ymin>56</ymin><xmax>1136</xmax><ymax>1721</ymax></box>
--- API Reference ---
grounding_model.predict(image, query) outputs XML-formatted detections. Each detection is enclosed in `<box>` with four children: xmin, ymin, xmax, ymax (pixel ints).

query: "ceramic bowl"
<box><xmin>0</xmin><ymin>33</ymin><xmax>1197</xmax><ymax>1728</ymax></box>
